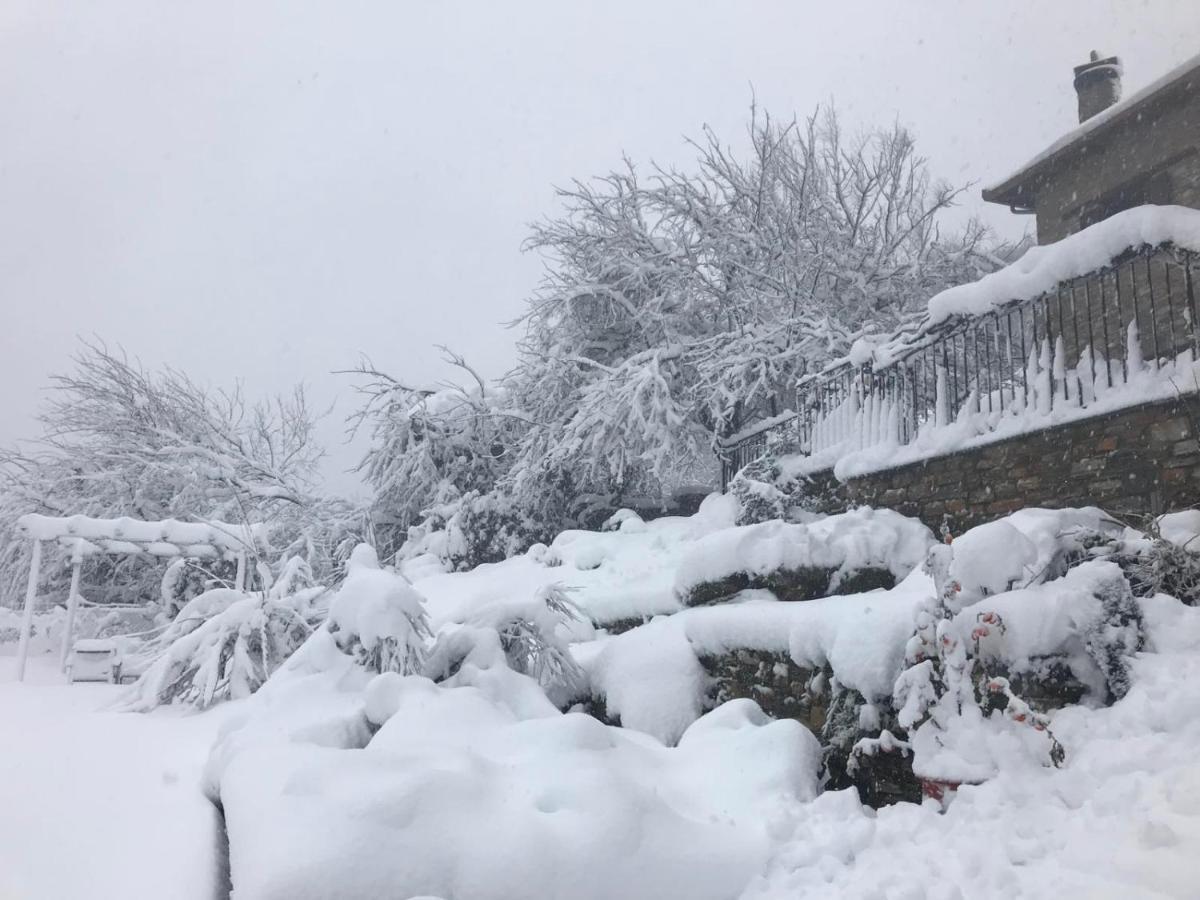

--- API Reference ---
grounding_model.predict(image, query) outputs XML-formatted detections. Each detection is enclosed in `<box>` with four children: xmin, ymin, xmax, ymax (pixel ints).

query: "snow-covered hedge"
<box><xmin>674</xmin><ymin>508</ymin><xmax>933</xmax><ymax>606</ymax></box>
<box><xmin>582</xmin><ymin>509</ymin><xmax>1151</xmax><ymax>749</ymax></box>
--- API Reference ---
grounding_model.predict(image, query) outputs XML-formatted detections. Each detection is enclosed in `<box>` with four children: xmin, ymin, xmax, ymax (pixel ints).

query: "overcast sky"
<box><xmin>2</xmin><ymin>1</ymin><xmax>1198</xmax><ymax>496</ymax></box>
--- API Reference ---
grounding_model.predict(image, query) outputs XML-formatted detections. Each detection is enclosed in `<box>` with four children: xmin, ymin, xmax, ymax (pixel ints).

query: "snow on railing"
<box><xmin>14</xmin><ymin>514</ymin><xmax>269</xmax><ymax>559</ymax></box>
<box><xmin>718</xmin><ymin>207</ymin><xmax>1200</xmax><ymax>488</ymax></box>
<box><xmin>717</xmin><ymin>410</ymin><xmax>797</xmax><ymax>489</ymax></box>
<box><xmin>796</xmin><ymin>240</ymin><xmax>1199</xmax><ymax>479</ymax></box>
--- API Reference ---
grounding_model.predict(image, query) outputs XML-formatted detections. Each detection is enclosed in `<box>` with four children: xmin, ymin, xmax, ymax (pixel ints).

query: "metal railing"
<box><xmin>717</xmin><ymin>412</ymin><xmax>798</xmax><ymax>489</ymax></box>
<box><xmin>719</xmin><ymin>242</ymin><xmax>1199</xmax><ymax>487</ymax></box>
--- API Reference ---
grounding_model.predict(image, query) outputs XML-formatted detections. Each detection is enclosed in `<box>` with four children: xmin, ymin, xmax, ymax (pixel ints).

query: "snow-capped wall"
<box><xmin>800</xmin><ymin>393</ymin><xmax>1200</xmax><ymax>533</ymax></box>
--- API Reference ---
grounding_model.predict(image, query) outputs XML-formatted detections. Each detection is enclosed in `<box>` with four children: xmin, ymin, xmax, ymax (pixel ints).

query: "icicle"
<box><xmin>1053</xmin><ymin>335</ymin><xmax>1068</xmax><ymax>404</ymax></box>
<box><xmin>1126</xmin><ymin>320</ymin><xmax>1144</xmax><ymax>375</ymax></box>
<box><xmin>1078</xmin><ymin>345</ymin><xmax>1096</xmax><ymax>406</ymax></box>
<box><xmin>1036</xmin><ymin>339</ymin><xmax>1053</xmax><ymax>416</ymax></box>
<box><xmin>934</xmin><ymin>365</ymin><xmax>949</xmax><ymax>428</ymax></box>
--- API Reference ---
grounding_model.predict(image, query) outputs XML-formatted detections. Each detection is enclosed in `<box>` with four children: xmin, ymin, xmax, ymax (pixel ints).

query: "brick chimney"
<box><xmin>1073</xmin><ymin>50</ymin><xmax>1123</xmax><ymax>123</ymax></box>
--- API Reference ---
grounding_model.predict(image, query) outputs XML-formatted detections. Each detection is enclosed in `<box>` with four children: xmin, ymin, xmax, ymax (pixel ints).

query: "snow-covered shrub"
<box><xmin>600</xmin><ymin>508</ymin><xmax>644</xmax><ymax>532</ymax></box>
<box><xmin>1114</xmin><ymin>514</ymin><xmax>1200</xmax><ymax>605</ymax></box>
<box><xmin>948</xmin><ymin>507</ymin><xmax>1124</xmax><ymax>609</ymax></box>
<box><xmin>159</xmin><ymin>557</ymin><xmax>216</xmax><ymax>621</ymax></box>
<box><xmin>675</xmin><ymin>508</ymin><xmax>932</xmax><ymax>606</ymax></box>
<box><xmin>145</xmin><ymin>587</ymin><xmax>246</xmax><ymax>650</ymax></box>
<box><xmin>326</xmin><ymin>544</ymin><xmax>431</xmax><ymax>675</ymax></box>
<box><xmin>126</xmin><ymin>594</ymin><xmax>312</xmax><ymax>710</ymax></box>
<box><xmin>729</xmin><ymin>472</ymin><xmax>787</xmax><ymax>526</ymax></box>
<box><xmin>1081</xmin><ymin>570</ymin><xmax>1143</xmax><ymax>701</ymax></box>
<box><xmin>214</xmin><ymin>676</ymin><xmax>821</xmax><ymax>900</ymax></box>
<box><xmin>398</xmin><ymin>490</ymin><xmax>548</xmax><ymax>573</ymax></box>
<box><xmin>877</xmin><ymin>541</ymin><xmax>1066</xmax><ymax>793</ymax></box>
<box><xmin>490</xmin><ymin>584</ymin><xmax>587</xmax><ymax>706</ymax></box>
<box><xmin>265</xmin><ymin>554</ymin><xmax>331</xmax><ymax>625</ymax></box>
<box><xmin>424</xmin><ymin>584</ymin><xmax>588</xmax><ymax>708</ymax></box>
<box><xmin>446</xmin><ymin>491</ymin><xmax>546</xmax><ymax>571</ymax></box>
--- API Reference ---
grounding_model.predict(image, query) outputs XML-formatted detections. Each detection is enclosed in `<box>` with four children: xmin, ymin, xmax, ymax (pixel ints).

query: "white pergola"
<box><xmin>13</xmin><ymin>514</ymin><xmax>269</xmax><ymax>681</ymax></box>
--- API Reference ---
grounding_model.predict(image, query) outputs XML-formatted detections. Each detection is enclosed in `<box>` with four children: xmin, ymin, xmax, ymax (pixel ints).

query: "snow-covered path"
<box><xmin>0</xmin><ymin>656</ymin><xmax>232</xmax><ymax>900</ymax></box>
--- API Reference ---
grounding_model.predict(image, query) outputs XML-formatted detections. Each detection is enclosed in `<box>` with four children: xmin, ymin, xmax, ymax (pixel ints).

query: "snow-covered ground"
<box><xmin>0</xmin><ymin>656</ymin><xmax>232</xmax><ymax>900</ymax></box>
<box><xmin>746</xmin><ymin>593</ymin><xmax>1200</xmax><ymax>898</ymax></box>
<box><xmin>5</xmin><ymin>500</ymin><xmax>1200</xmax><ymax>899</ymax></box>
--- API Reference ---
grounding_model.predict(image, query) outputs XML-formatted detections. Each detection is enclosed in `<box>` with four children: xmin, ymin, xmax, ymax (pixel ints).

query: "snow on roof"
<box><xmin>984</xmin><ymin>51</ymin><xmax>1200</xmax><ymax>201</ymax></box>
<box><xmin>15</xmin><ymin>514</ymin><xmax>269</xmax><ymax>558</ymax></box>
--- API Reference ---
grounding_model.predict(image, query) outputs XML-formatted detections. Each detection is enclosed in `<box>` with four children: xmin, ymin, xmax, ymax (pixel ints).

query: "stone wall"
<box><xmin>807</xmin><ymin>394</ymin><xmax>1200</xmax><ymax>533</ymax></box>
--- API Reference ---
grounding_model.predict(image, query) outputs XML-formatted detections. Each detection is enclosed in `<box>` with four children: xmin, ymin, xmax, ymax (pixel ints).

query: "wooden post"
<box><xmin>59</xmin><ymin>541</ymin><xmax>85</xmax><ymax>672</ymax></box>
<box><xmin>15</xmin><ymin>539</ymin><xmax>43</xmax><ymax>682</ymax></box>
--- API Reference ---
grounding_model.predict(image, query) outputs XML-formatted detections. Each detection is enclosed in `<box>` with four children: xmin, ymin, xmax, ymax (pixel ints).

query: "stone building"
<box><xmin>983</xmin><ymin>51</ymin><xmax>1200</xmax><ymax>244</ymax></box>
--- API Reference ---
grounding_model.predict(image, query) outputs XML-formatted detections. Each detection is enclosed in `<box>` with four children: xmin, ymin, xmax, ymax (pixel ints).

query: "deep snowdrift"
<box><xmin>209</xmin><ymin>633</ymin><xmax>821</xmax><ymax>900</ymax></box>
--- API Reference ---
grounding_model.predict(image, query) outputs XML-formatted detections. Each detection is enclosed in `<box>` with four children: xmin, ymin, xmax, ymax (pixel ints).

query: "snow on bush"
<box><xmin>424</xmin><ymin>584</ymin><xmax>591</xmax><ymax>708</ymax></box>
<box><xmin>584</xmin><ymin>614</ymin><xmax>711</xmax><ymax>744</ymax></box>
<box><xmin>124</xmin><ymin>559</ymin><xmax>334</xmax><ymax>711</ymax></box>
<box><xmin>1114</xmin><ymin>512</ymin><xmax>1200</xmax><ymax>605</ymax></box>
<box><xmin>885</xmin><ymin>542</ymin><xmax>1066</xmax><ymax>788</ymax></box>
<box><xmin>674</xmin><ymin>507</ymin><xmax>933</xmax><ymax>605</ymax></box>
<box><xmin>326</xmin><ymin>544</ymin><xmax>431</xmax><ymax>675</ymax></box>
<box><xmin>583</xmin><ymin>575</ymin><xmax>933</xmax><ymax>743</ymax></box>
<box><xmin>125</xmin><ymin>593</ymin><xmax>312</xmax><ymax>710</ymax></box>
<box><xmin>948</xmin><ymin>506</ymin><xmax>1123</xmax><ymax>608</ymax></box>
<box><xmin>159</xmin><ymin>557</ymin><xmax>215</xmax><ymax>620</ymax></box>
<box><xmin>960</xmin><ymin>559</ymin><xmax>1144</xmax><ymax>703</ymax></box>
<box><xmin>408</xmin><ymin>492</ymin><xmax>739</xmax><ymax>631</ymax></box>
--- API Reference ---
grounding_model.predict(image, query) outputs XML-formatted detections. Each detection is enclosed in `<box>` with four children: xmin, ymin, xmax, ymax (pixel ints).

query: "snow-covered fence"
<box><xmin>717</xmin><ymin>411</ymin><xmax>798</xmax><ymax>489</ymax></box>
<box><xmin>796</xmin><ymin>242</ymin><xmax>1200</xmax><ymax>471</ymax></box>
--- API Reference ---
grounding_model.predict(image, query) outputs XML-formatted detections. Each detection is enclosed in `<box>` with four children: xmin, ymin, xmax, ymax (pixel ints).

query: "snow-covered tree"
<box><xmin>508</xmin><ymin>107</ymin><xmax>998</xmax><ymax>497</ymax></box>
<box><xmin>0</xmin><ymin>341</ymin><xmax>358</xmax><ymax>608</ymax></box>
<box><xmin>345</xmin><ymin>350</ymin><xmax>525</xmax><ymax>562</ymax></box>
<box><xmin>353</xmin><ymin>106</ymin><xmax>1000</xmax><ymax>549</ymax></box>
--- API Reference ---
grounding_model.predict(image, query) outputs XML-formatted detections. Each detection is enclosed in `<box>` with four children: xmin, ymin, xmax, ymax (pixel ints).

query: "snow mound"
<box><xmin>214</xmin><ymin>659</ymin><xmax>820</xmax><ymax>900</ymax></box>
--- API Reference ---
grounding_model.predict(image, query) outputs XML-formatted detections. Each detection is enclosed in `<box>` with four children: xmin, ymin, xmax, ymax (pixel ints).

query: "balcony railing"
<box><xmin>717</xmin><ymin>411</ymin><xmax>797</xmax><ymax>489</ymax></box>
<box><xmin>720</xmin><ymin>239</ymin><xmax>1200</xmax><ymax>488</ymax></box>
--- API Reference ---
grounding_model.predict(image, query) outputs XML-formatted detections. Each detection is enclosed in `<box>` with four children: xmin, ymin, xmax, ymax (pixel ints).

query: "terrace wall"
<box><xmin>804</xmin><ymin>393</ymin><xmax>1200</xmax><ymax>532</ymax></box>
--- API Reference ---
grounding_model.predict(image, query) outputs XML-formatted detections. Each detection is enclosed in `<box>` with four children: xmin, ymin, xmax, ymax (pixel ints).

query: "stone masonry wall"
<box><xmin>807</xmin><ymin>394</ymin><xmax>1200</xmax><ymax>533</ymax></box>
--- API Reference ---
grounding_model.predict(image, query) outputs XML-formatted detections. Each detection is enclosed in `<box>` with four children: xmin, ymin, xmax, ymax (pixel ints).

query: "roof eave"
<box><xmin>981</xmin><ymin>51</ymin><xmax>1200</xmax><ymax>211</ymax></box>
